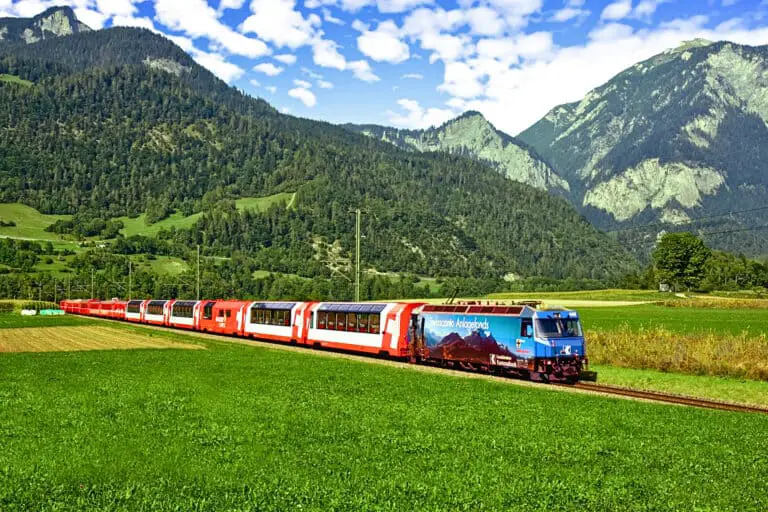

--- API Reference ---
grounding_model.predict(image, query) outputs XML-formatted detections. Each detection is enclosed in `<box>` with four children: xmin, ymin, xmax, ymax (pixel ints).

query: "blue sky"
<box><xmin>3</xmin><ymin>0</ymin><xmax>768</xmax><ymax>134</ymax></box>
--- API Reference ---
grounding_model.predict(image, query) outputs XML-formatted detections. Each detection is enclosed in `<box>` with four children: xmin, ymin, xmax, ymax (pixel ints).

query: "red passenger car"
<box><xmin>197</xmin><ymin>300</ymin><xmax>249</xmax><ymax>335</ymax></box>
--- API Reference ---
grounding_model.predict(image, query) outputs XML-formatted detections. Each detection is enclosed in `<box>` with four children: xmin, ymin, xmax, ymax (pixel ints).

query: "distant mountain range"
<box><xmin>0</xmin><ymin>6</ymin><xmax>636</xmax><ymax>282</ymax></box>
<box><xmin>345</xmin><ymin>112</ymin><xmax>569</xmax><ymax>193</ymax></box>
<box><xmin>0</xmin><ymin>6</ymin><xmax>90</xmax><ymax>44</ymax></box>
<box><xmin>351</xmin><ymin>40</ymin><xmax>768</xmax><ymax>256</ymax></box>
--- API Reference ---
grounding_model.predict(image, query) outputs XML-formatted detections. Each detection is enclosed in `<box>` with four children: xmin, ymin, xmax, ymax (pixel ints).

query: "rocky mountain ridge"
<box><xmin>345</xmin><ymin>112</ymin><xmax>569</xmax><ymax>192</ymax></box>
<box><xmin>0</xmin><ymin>6</ymin><xmax>90</xmax><ymax>44</ymax></box>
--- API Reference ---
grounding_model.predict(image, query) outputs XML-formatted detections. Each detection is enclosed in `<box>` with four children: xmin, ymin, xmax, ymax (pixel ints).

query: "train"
<box><xmin>59</xmin><ymin>298</ymin><xmax>597</xmax><ymax>383</ymax></box>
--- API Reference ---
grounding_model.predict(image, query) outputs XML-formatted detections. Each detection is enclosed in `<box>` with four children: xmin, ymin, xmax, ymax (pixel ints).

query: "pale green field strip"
<box><xmin>0</xmin><ymin>74</ymin><xmax>33</xmax><ymax>87</ymax></box>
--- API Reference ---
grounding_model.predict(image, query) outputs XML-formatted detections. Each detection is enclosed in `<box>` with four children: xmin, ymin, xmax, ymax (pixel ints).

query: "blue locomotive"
<box><xmin>411</xmin><ymin>303</ymin><xmax>596</xmax><ymax>383</ymax></box>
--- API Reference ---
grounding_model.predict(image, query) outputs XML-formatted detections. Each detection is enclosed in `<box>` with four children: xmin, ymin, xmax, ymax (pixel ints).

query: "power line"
<box><xmin>621</xmin><ymin>223</ymin><xmax>768</xmax><ymax>248</ymax></box>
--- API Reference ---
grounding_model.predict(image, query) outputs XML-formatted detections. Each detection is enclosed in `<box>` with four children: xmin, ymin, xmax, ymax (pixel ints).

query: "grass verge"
<box><xmin>0</xmin><ymin>324</ymin><xmax>766</xmax><ymax>510</ymax></box>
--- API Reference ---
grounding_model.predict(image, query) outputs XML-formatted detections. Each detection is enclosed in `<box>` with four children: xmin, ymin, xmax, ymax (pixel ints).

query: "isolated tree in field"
<box><xmin>652</xmin><ymin>232</ymin><xmax>711</xmax><ymax>291</ymax></box>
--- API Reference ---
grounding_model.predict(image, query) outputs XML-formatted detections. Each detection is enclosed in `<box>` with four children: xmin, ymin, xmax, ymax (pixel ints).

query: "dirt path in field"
<box><xmin>0</xmin><ymin>325</ymin><xmax>204</xmax><ymax>353</ymax></box>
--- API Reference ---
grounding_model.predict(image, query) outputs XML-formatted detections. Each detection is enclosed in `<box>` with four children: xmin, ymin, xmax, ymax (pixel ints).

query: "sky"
<box><xmin>2</xmin><ymin>0</ymin><xmax>768</xmax><ymax>135</ymax></box>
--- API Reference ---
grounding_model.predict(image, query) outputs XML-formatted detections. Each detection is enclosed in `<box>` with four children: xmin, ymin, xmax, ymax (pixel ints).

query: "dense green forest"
<box><xmin>0</xmin><ymin>25</ymin><xmax>637</xmax><ymax>282</ymax></box>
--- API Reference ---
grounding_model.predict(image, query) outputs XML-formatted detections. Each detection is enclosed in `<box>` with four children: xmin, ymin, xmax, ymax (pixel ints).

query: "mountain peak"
<box><xmin>675</xmin><ymin>38</ymin><xmax>714</xmax><ymax>51</ymax></box>
<box><xmin>0</xmin><ymin>5</ymin><xmax>90</xmax><ymax>44</ymax></box>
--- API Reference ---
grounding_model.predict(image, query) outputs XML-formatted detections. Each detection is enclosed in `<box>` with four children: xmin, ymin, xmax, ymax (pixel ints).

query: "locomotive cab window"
<box><xmin>521</xmin><ymin>319</ymin><xmax>533</xmax><ymax>337</ymax></box>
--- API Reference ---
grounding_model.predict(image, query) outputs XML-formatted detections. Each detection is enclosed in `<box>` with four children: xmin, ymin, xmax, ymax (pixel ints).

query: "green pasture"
<box><xmin>579</xmin><ymin>304</ymin><xmax>768</xmax><ymax>336</ymax></box>
<box><xmin>593</xmin><ymin>364</ymin><xmax>768</xmax><ymax>407</ymax></box>
<box><xmin>0</xmin><ymin>203</ymin><xmax>71</xmax><ymax>241</ymax></box>
<box><xmin>118</xmin><ymin>193</ymin><xmax>296</xmax><ymax>237</ymax></box>
<box><xmin>0</xmin><ymin>74</ymin><xmax>33</xmax><ymax>87</ymax></box>
<box><xmin>0</xmin><ymin>313</ymin><xmax>95</xmax><ymax>329</ymax></box>
<box><xmin>0</xmin><ymin>323</ymin><xmax>766</xmax><ymax>510</ymax></box>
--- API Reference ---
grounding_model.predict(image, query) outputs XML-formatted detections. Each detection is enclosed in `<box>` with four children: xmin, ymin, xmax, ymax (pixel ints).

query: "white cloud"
<box><xmin>302</xmin><ymin>67</ymin><xmax>324</xmax><ymax>79</ymax></box>
<box><xmin>293</xmin><ymin>79</ymin><xmax>312</xmax><ymax>88</ymax></box>
<box><xmin>289</xmin><ymin>86</ymin><xmax>317</xmax><ymax>107</ymax></box>
<box><xmin>74</xmin><ymin>8</ymin><xmax>108</xmax><ymax>28</ymax></box>
<box><xmin>600</xmin><ymin>0</ymin><xmax>632</xmax><ymax>21</ymax></box>
<box><xmin>355</xmin><ymin>20</ymin><xmax>410</xmax><ymax>63</ymax></box>
<box><xmin>387</xmin><ymin>98</ymin><xmax>456</xmax><ymax>129</ymax></box>
<box><xmin>633</xmin><ymin>0</ymin><xmax>671</xmax><ymax>20</ymax></box>
<box><xmin>192</xmin><ymin>49</ymin><xmax>245</xmax><ymax>82</ymax></box>
<box><xmin>322</xmin><ymin>7</ymin><xmax>344</xmax><ymax>25</ymax></box>
<box><xmin>249</xmin><ymin>78</ymin><xmax>261</xmax><ymax>87</ymax></box>
<box><xmin>111</xmin><ymin>15</ymin><xmax>156</xmax><ymax>31</ymax></box>
<box><xmin>241</xmin><ymin>0</ymin><xmax>321</xmax><ymax>48</ymax></box>
<box><xmin>317</xmin><ymin>79</ymin><xmax>334</xmax><ymax>88</ymax></box>
<box><xmin>218</xmin><ymin>0</ymin><xmax>246</xmax><ymax>11</ymax></box>
<box><xmin>274</xmin><ymin>54</ymin><xmax>298</xmax><ymax>65</ymax></box>
<box><xmin>402</xmin><ymin>73</ymin><xmax>424</xmax><ymax>79</ymax></box>
<box><xmin>550</xmin><ymin>7</ymin><xmax>589</xmax><ymax>23</ymax></box>
<box><xmin>312</xmin><ymin>38</ymin><xmax>347</xmax><ymax>69</ymax></box>
<box><xmin>347</xmin><ymin>59</ymin><xmax>380</xmax><ymax>82</ymax></box>
<box><xmin>154</xmin><ymin>0</ymin><xmax>269</xmax><ymax>58</ymax></box>
<box><xmin>265</xmin><ymin>85</ymin><xmax>277</xmax><ymax>93</ymax></box>
<box><xmin>305</xmin><ymin>0</ymin><xmax>433</xmax><ymax>13</ymax></box>
<box><xmin>253</xmin><ymin>62</ymin><xmax>284</xmax><ymax>76</ymax></box>
<box><xmin>465</xmin><ymin>7</ymin><xmax>505</xmax><ymax>36</ymax></box>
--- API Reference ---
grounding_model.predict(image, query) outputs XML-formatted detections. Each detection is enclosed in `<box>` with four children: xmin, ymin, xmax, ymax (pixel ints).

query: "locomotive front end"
<box><xmin>532</xmin><ymin>310</ymin><xmax>596</xmax><ymax>383</ymax></box>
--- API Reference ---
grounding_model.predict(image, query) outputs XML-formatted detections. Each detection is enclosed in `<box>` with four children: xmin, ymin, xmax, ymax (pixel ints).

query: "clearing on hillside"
<box><xmin>0</xmin><ymin>325</ymin><xmax>203</xmax><ymax>353</ymax></box>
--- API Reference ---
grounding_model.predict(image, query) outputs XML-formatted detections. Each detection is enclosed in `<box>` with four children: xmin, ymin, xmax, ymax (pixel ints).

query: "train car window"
<box><xmin>318</xmin><ymin>311</ymin><xmax>327</xmax><ymax>329</ymax></box>
<box><xmin>263</xmin><ymin>310</ymin><xmax>271</xmax><ymax>324</ymax></box>
<box><xmin>223</xmin><ymin>310</ymin><xmax>232</xmax><ymax>320</ymax></box>
<box><xmin>283</xmin><ymin>310</ymin><xmax>291</xmax><ymax>326</ymax></box>
<box><xmin>327</xmin><ymin>312</ymin><xmax>336</xmax><ymax>329</ymax></box>
<box><xmin>521</xmin><ymin>319</ymin><xmax>532</xmax><ymax>337</ymax></box>
<box><xmin>255</xmin><ymin>309</ymin><xmax>263</xmax><ymax>324</ymax></box>
<box><xmin>203</xmin><ymin>302</ymin><xmax>214</xmax><ymax>320</ymax></box>
<box><xmin>369</xmin><ymin>314</ymin><xmax>380</xmax><ymax>334</ymax></box>
<box><xmin>358</xmin><ymin>313</ymin><xmax>368</xmax><ymax>333</ymax></box>
<box><xmin>127</xmin><ymin>301</ymin><xmax>141</xmax><ymax>314</ymax></box>
<box><xmin>347</xmin><ymin>313</ymin><xmax>357</xmax><ymax>332</ymax></box>
<box><xmin>148</xmin><ymin>304</ymin><xmax>163</xmax><ymax>315</ymax></box>
<box><xmin>336</xmin><ymin>313</ymin><xmax>346</xmax><ymax>331</ymax></box>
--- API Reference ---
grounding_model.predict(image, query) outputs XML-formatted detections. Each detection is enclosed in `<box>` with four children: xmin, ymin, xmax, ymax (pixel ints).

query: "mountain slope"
<box><xmin>0</xmin><ymin>6</ymin><xmax>90</xmax><ymax>43</ymax></box>
<box><xmin>518</xmin><ymin>39</ymin><xmax>768</xmax><ymax>254</ymax></box>
<box><xmin>0</xmin><ymin>8</ymin><xmax>637</xmax><ymax>281</ymax></box>
<box><xmin>346</xmin><ymin>112</ymin><xmax>569</xmax><ymax>192</ymax></box>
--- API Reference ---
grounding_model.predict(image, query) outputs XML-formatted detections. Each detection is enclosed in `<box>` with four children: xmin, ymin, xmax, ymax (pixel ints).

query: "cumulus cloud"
<box><xmin>253</xmin><ymin>62</ymin><xmax>284</xmax><ymax>76</ymax></box>
<box><xmin>317</xmin><ymin>79</ymin><xmax>334</xmax><ymax>88</ymax></box>
<box><xmin>192</xmin><ymin>48</ymin><xmax>245</xmax><ymax>82</ymax></box>
<box><xmin>402</xmin><ymin>73</ymin><xmax>424</xmax><ymax>79</ymax></box>
<box><xmin>154</xmin><ymin>0</ymin><xmax>269</xmax><ymax>58</ymax></box>
<box><xmin>293</xmin><ymin>79</ymin><xmax>312</xmax><ymax>88</ymax></box>
<box><xmin>274</xmin><ymin>54</ymin><xmax>298</xmax><ymax>65</ymax></box>
<box><xmin>600</xmin><ymin>0</ymin><xmax>632</xmax><ymax>21</ymax></box>
<box><xmin>355</xmin><ymin>20</ymin><xmax>410</xmax><ymax>63</ymax></box>
<box><xmin>550</xmin><ymin>7</ymin><xmax>589</xmax><ymax>23</ymax></box>
<box><xmin>347</xmin><ymin>59</ymin><xmax>380</xmax><ymax>82</ymax></box>
<box><xmin>240</xmin><ymin>0</ymin><xmax>321</xmax><ymax>48</ymax></box>
<box><xmin>387</xmin><ymin>98</ymin><xmax>456</xmax><ymax>129</ymax></box>
<box><xmin>289</xmin><ymin>86</ymin><xmax>317</xmax><ymax>107</ymax></box>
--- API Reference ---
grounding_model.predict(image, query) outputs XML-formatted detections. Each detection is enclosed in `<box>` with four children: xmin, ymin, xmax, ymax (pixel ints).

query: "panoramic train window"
<box><xmin>147</xmin><ymin>302</ymin><xmax>165</xmax><ymax>316</ymax></box>
<box><xmin>313</xmin><ymin>305</ymin><xmax>384</xmax><ymax>334</ymax></box>
<box><xmin>127</xmin><ymin>301</ymin><xmax>142</xmax><ymax>314</ymax></box>
<box><xmin>249</xmin><ymin>306</ymin><xmax>293</xmax><ymax>326</ymax></box>
<box><xmin>173</xmin><ymin>302</ymin><xmax>196</xmax><ymax>318</ymax></box>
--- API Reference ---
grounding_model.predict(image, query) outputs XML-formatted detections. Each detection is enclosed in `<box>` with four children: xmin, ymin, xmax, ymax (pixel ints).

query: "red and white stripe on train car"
<box><xmin>241</xmin><ymin>301</ymin><xmax>308</xmax><ymax>342</ymax></box>
<box><xmin>303</xmin><ymin>302</ymin><xmax>423</xmax><ymax>356</ymax></box>
<box><xmin>125</xmin><ymin>299</ymin><xmax>145</xmax><ymax>322</ymax></box>
<box><xmin>144</xmin><ymin>299</ymin><xmax>171</xmax><ymax>325</ymax></box>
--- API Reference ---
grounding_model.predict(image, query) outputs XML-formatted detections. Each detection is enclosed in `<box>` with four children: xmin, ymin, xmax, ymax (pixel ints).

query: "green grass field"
<box><xmin>118</xmin><ymin>193</ymin><xmax>296</xmax><ymax>237</ymax></box>
<box><xmin>0</xmin><ymin>314</ymin><xmax>95</xmax><ymax>329</ymax></box>
<box><xmin>487</xmin><ymin>289</ymin><xmax>674</xmax><ymax>302</ymax></box>
<box><xmin>0</xmin><ymin>321</ymin><xmax>766</xmax><ymax>510</ymax></box>
<box><xmin>0</xmin><ymin>203</ymin><xmax>71</xmax><ymax>240</ymax></box>
<box><xmin>579</xmin><ymin>304</ymin><xmax>768</xmax><ymax>336</ymax></box>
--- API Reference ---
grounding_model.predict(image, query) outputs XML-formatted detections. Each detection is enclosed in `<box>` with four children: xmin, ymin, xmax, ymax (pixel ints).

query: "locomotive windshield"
<box><xmin>535</xmin><ymin>318</ymin><xmax>582</xmax><ymax>338</ymax></box>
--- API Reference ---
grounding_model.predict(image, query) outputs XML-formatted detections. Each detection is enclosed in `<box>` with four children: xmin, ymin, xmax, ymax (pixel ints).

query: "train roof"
<box><xmin>421</xmin><ymin>304</ymin><xmax>532</xmax><ymax>316</ymax></box>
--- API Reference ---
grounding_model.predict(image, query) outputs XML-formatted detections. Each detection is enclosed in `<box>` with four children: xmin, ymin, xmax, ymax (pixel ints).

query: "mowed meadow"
<box><xmin>0</xmin><ymin>315</ymin><xmax>767</xmax><ymax>510</ymax></box>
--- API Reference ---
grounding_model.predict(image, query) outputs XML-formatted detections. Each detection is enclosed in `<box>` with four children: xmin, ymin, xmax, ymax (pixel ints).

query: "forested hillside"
<box><xmin>0</xmin><ymin>16</ymin><xmax>637</xmax><ymax>282</ymax></box>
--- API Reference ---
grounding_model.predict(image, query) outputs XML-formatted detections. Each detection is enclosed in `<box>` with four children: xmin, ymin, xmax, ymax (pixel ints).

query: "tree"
<box><xmin>652</xmin><ymin>232</ymin><xmax>711</xmax><ymax>291</ymax></box>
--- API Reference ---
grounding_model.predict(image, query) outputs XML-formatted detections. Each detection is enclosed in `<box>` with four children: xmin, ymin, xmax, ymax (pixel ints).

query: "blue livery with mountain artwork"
<box><xmin>412</xmin><ymin>304</ymin><xmax>593</xmax><ymax>382</ymax></box>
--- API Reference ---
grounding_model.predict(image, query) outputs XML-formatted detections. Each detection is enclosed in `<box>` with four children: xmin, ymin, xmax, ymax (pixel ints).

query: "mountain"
<box><xmin>345</xmin><ymin>112</ymin><xmax>569</xmax><ymax>192</ymax></box>
<box><xmin>0</xmin><ymin>6</ymin><xmax>90</xmax><ymax>44</ymax></box>
<box><xmin>0</xmin><ymin>8</ymin><xmax>638</xmax><ymax>282</ymax></box>
<box><xmin>518</xmin><ymin>40</ymin><xmax>768</xmax><ymax>255</ymax></box>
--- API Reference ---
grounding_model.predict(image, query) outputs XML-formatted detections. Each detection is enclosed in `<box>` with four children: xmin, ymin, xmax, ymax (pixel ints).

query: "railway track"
<box><xmin>564</xmin><ymin>382</ymin><xmax>768</xmax><ymax>414</ymax></box>
<box><xmin>83</xmin><ymin>315</ymin><xmax>767</xmax><ymax>414</ymax></box>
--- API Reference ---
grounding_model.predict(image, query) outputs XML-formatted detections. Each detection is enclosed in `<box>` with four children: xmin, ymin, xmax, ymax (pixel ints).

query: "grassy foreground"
<box><xmin>0</xmin><ymin>322</ymin><xmax>766</xmax><ymax>510</ymax></box>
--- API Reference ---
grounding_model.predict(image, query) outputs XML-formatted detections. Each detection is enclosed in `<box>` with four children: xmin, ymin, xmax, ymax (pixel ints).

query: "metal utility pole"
<box><xmin>354</xmin><ymin>209</ymin><xmax>361</xmax><ymax>302</ymax></box>
<box><xmin>53</xmin><ymin>278</ymin><xmax>57</xmax><ymax>304</ymax></box>
<box><xmin>67</xmin><ymin>276</ymin><xmax>71</xmax><ymax>300</ymax></box>
<box><xmin>196</xmin><ymin>244</ymin><xmax>201</xmax><ymax>300</ymax></box>
<box><xmin>91</xmin><ymin>269</ymin><xmax>95</xmax><ymax>299</ymax></box>
<box><xmin>128</xmin><ymin>259</ymin><xmax>132</xmax><ymax>300</ymax></box>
